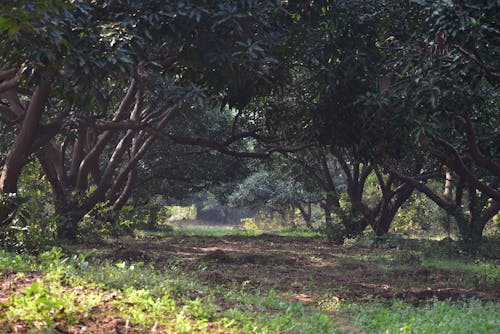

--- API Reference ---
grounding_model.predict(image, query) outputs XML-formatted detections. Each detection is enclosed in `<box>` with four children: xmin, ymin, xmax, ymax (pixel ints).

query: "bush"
<box><xmin>0</xmin><ymin>163</ymin><xmax>57</xmax><ymax>252</ymax></box>
<box><xmin>78</xmin><ymin>202</ymin><xmax>133</xmax><ymax>241</ymax></box>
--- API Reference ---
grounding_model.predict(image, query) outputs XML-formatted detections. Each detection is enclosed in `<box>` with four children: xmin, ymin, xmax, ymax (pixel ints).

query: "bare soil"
<box><xmin>100</xmin><ymin>234</ymin><xmax>500</xmax><ymax>304</ymax></box>
<box><xmin>1</xmin><ymin>233</ymin><xmax>498</xmax><ymax>333</ymax></box>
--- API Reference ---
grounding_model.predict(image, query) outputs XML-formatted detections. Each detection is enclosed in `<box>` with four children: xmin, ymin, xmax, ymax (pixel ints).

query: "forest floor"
<box><xmin>1</xmin><ymin>226</ymin><xmax>499</xmax><ymax>333</ymax></box>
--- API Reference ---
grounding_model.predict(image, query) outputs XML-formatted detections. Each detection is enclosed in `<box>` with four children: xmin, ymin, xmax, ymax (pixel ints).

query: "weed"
<box><xmin>113</xmin><ymin>287</ymin><xmax>176</xmax><ymax>327</ymax></box>
<box><xmin>5</xmin><ymin>279</ymin><xmax>102</xmax><ymax>330</ymax></box>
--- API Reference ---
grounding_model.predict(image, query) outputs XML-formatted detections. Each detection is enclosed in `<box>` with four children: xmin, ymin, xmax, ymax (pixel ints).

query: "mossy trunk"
<box><xmin>0</xmin><ymin>202</ymin><xmax>14</xmax><ymax>228</ymax></box>
<box><xmin>452</xmin><ymin>207</ymin><xmax>486</xmax><ymax>253</ymax></box>
<box><xmin>343</xmin><ymin>217</ymin><xmax>369</xmax><ymax>238</ymax></box>
<box><xmin>146</xmin><ymin>207</ymin><xmax>159</xmax><ymax>230</ymax></box>
<box><xmin>55</xmin><ymin>201</ymin><xmax>84</xmax><ymax>241</ymax></box>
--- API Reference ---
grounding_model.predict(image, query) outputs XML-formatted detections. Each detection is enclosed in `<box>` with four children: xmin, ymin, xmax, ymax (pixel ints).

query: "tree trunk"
<box><xmin>146</xmin><ymin>206</ymin><xmax>159</xmax><ymax>230</ymax></box>
<box><xmin>0</xmin><ymin>203</ymin><xmax>14</xmax><ymax>228</ymax></box>
<box><xmin>322</xmin><ymin>194</ymin><xmax>344</xmax><ymax>242</ymax></box>
<box><xmin>343</xmin><ymin>217</ymin><xmax>369</xmax><ymax>237</ymax></box>
<box><xmin>462</xmin><ymin>186</ymin><xmax>490</xmax><ymax>252</ymax></box>
<box><xmin>55</xmin><ymin>204</ymin><xmax>84</xmax><ymax>241</ymax></box>
<box><xmin>297</xmin><ymin>202</ymin><xmax>313</xmax><ymax>229</ymax></box>
<box><xmin>371</xmin><ymin>184</ymin><xmax>414</xmax><ymax>236</ymax></box>
<box><xmin>452</xmin><ymin>207</ymin><xmax>468</xmax><ymax>242</ymax></box>
<box><xmin>0</xmin><ymin>73</ymin><xmax>53</xmax><ymax>225</ymax></box>
<box><xmin>371</xmin><ymin>215</ymin><xmax>392</xmax><ymax>236</ymax></box>
<box><xmin>323</xmin><ymin>204</ymin><xmax>333</xmax><ymax>229</ymax></box>
<box><xmin>322</xmin><ymin>193</ymin><xmax>339</xmax><ymax>229</ymax></box>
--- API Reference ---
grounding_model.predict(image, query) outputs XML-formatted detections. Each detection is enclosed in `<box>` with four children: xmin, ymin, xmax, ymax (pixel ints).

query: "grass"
<box><xmin>0</xmin><ymin>247</ymin><xmax>336</xmax><ymax>333</ymax></box>
<box><xmin>135</xmin><ymin>225</ymin><xmax>324</xmax><ymax>238</ymax></box>
<box><xmin>172</xmin><ymin>225</ymin><xmax>262</xmax><ymax>237</ymax></box>
<box><xmin>349</xmin><ymin>299</ymin><xmax>499</xmax><ymax>334</ymax></box>
<box><xmin>1</xmin><ymin>229</ymin><xmax>499</xmax><ymax>333</ymax></box>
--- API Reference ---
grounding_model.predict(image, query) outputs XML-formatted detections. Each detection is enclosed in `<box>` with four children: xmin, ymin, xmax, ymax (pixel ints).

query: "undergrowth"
<box><xmin>1</xmin><ymin>231</ymin><xmax>499</xmax><ymax>333</ymax></box>
<box><xmin>0</xmin><ymin>247</ymin><xmax>335</xmax><ymax>333</ymax></box>
<box><xmin>349</xmin><ymin>299</ymin><xmax>499</xmax><ymax>334</ymax></box>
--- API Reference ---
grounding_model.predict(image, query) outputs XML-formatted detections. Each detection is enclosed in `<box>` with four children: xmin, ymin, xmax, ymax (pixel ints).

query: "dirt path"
<box><xmin>95</xmin><ymin>234</ymin><xmax>500</xmax><ymax>305</ymax></box>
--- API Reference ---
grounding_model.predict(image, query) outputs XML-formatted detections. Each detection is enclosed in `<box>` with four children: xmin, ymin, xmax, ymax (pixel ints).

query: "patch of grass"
<box><xmin>173</xmin><ymin>225</ymin><xmax>262</xmax><ymax>237</ymax></box>
<box><xmin>422</xmin><ymin>257</ymin><xmax>500</xmax><ymax>288</ymax></box>
<box><xmin>4</xmin><ymin>279</ymin><xmax>102</xmax><ymax>331</ymax></box>
<box><xmin>0</xmin><ymin>249</ymin><xmax>35</xmax><ymax>272</ymax></box>
<box><xmin>349</xmin><ymin>299</ymin><xmax>499</xmax><ymax>334</ymax></box>
<box><xmin>2</xmin><ymin>230</ymin><xmax>499</xmax><ymax>333</ymax></box>
<box><xmin>275</xmin><ymin>229</ymin><xmax>324</xmax><ymax>238</ymax></box>
<box><xmin>1</xmin><ymin>247</ymin><xmax>337</xmax><ymax>333</ymax></box>
<box><xmin>223</xmin><ymin>289</ymin><xmax>334</xmax><ymax>334</ymax></box>
<box><xmin>112</xmin><ymin>287</ymin><xmax>176</xmax><ymax>327</ymax></box>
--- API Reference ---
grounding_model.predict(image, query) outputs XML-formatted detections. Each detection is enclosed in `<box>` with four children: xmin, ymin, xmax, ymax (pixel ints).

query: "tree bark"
<box><xmin>0</xmin><ymin>72</ymin><xmax>53</xmax><ymax>225</ymax></box>
<box><xmin>54</xmin><ymin>201</ymin><xmax>85</xmax><ymax>241</ymax></box>
<box><xmin>297</xmin><ymin>202</ymin><xmax>313</xmax><ymax>229</ymax></box>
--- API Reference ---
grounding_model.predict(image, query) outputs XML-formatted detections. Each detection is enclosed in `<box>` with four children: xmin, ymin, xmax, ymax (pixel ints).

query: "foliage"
<box><xmin>78</xmin><ymin>201</ymin><xmax>134</xmax><ymax>241</ymax></box>
<box><xmin>0</xmin><ymin>245</ymin><xmax>335</xmax><ymax>333</ymax></box>
<box><xmin>0</xmin><ymin>249</ymin><xmax>34</xmax><ymax>272</ymax></box>
<box><xmin>1</xmin><ymin>0</ymin><xmax>290</xmax><ymax>241</ymax></box>
<box><xmin>131</xmin><ymin>108</ymin><xmax>251</xmax><ymax>207</ymax></box>
<box><xmin>224</xmin><ymin>289</ymin><xmax>333</xmax><ymax>334</ymax></box>
<box><xmin>350</xmin><ymin>299</ymin><xmax>500</xmax><ymax>334</ymax></box>
<box><xmin>5</xmin><ymin>279</ymin><xmax>101</xmax><ymax>330</ymax></box>
<box><xmin>229</xmin><ymin>162</ymin><xmax>321</xmax><ymax>228</ymax></box>
<box><xmin>2</xmin><ymin>228</ymin><xmax>500</xmax><ymax>332</ymax></box>
<box><xmin>0</xmin><ymin>0</ymin><xmax>497</xmax><ymax>257</ymax></box>
<box><xmin>392</xmin><ymin>191</ymin><xmax>450</xmax><ymax>235</ymax></box>
<box><xmin>0</xmin><ymin>162</ymin><xmax>56</xmax><ymax>252</ymax></box>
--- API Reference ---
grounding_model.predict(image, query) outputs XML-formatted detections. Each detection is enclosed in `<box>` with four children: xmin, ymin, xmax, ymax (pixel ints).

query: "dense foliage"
<box><xmin>0</xmin><ymin>0</ymin><xmax>498</xmax><ymax>247</ymax></box>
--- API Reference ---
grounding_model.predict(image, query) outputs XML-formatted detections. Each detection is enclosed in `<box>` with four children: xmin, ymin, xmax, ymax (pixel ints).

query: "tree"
<box><xmin>1</xmin><ymin>0</ymin><xmax>290</xmax><ymax>240</ymax></box>
<box><xmin>249</xmin><ymin>1</ymin><xmax>422</xmax><ymax>238</ymax></box>
<box><xmin>381</xmin><ymin>0</ymin><xmax>499</xmax><ymax>247</ymax></box>
<box><xmin>0</xmin><ymin>0</ymin><xmax>115</xmax><ymax>228</ymax></box>
<box><xmin>228</xmin><ymin>160</ymin><xmax>320</xmax><ymax>228</ymax></box>
<box><xmin>277</xmin><ymin>0</ymin><xmax>498</xmax><ymax>244</ymax></box>
<box><xmin>127</xmin><ymin>108</ymin><xmax>250</xmax><ymax>229</ymax></box>
<box><xmin>335</xmin><ymin>154</ymin><xmax>417</xmax><ymax>236</ymax></box>
<box><xmin>283</xmin><ymin>146</ymin><xmax>343</xmax><ymax>233</ymax></box>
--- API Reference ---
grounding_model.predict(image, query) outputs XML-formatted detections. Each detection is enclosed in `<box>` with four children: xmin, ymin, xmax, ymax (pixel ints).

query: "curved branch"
<box><xmin>453</xmin><ymin>44</ymin><xmax>500</xmax><ymax>85</ymax></box>
<box><xmin>388</xmin><ymin>168</ymin><xmax>456</xmax><ymax>211</ymax></box>
<box><xmin>76</xmin><ymin>79</ymin><xmax>138</xmax><ymax>189</ymax></box>
<box><xmin>463</xmin><ymin>117</ymin><xmax>500</xmax><ymax>176</ymax></box>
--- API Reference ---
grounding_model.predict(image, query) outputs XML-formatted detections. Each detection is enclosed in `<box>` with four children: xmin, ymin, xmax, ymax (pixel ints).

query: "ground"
<box><xmin>0</xmin><ymin>225</ymin><xmax>499</xmax><ymax>333</ymax></box>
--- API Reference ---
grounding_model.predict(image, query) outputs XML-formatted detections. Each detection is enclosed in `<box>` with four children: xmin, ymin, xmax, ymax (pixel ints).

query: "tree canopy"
<box><xmin>0</xmin><ymin>0</ymin><xmax>498</xmax><ymax>248</ymax></box>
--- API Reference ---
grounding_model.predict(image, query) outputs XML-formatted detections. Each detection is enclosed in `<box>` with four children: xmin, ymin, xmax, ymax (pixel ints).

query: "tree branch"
<box><xmin>453</xmin><ymin>44</ymin><xmax>500</xmax><ymax>85</ymax></box>
<box><xmin>0</xmin><ymin>71</ymin><xmax>53</xmax><ymax>193</ymax></box>
<box><xmin>388</xmin><ymin>168</ymin><xmax>455</xmax><ymax>211</ymax></box>
<box><xmin>76</xmin><ymin>79</ymin><xmax>138</xmax><ymax>190</ymax></box>
<box><xmin>435</xmin><ymin>137</ymin><xmax>500</xmax><ymax>202</ymax></box>
<box><xmin>463</xmin><ymin>116</ymin><xmax>500</xmax><ymax>176</ymax></box>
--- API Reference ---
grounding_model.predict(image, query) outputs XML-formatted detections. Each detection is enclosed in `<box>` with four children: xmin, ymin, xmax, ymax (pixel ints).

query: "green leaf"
<box><xmin>0</xmin><ymin>17</ymin><xmax>8</xmax><ymax>30</ymax></box>
<box><xmin>7</xmin><ymin>25</ymin><xmax>20</xmax><ymax>37</ymax></box>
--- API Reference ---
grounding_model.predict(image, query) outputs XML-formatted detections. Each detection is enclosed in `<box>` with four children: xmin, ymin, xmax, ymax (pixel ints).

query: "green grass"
<box><xmin>0</xmin><ymin>249</ymin><xmax>35</xmax><ymax>272</ymax></box>
<box><xmin>135</xmin><ymin>225</ymin><xmax>263</xmax><ymax>238</ymax></box>
<box><xmin>0</xmin><ymin>247</ymin><xmax>337</xmax><ymax>333</ymax></box>
<box><xmin>1</xmin><ymin>230</ymin><xmax>499</xmax><ymax>333</ymax></box>
<box><xmin>349</xmin><ymin>299</ymin><xmax>499</xmax><ymax>334</ymax></box>
<box><xmin>135</xmin><ymin>225</ymin><xmax>323</xmax><ymax>239</ymax></box>
<box><xmin>275</xmin><ymin>229</ymin><xmax>324</xmax><ymax>238</ymax></box>
<box><xmin>173</xmin><ymin>225</ymin><xmax>262</xmax><ymax>237</ymax></box>
<box><xmin>422</xmin><ymin>257</ymin><xmax>500</xmax><ymax>288</ymax></box>
<box><xmin>5</xmin><ymin>279</ymin><xmax>102</xmax><ymax>330</ymax></box>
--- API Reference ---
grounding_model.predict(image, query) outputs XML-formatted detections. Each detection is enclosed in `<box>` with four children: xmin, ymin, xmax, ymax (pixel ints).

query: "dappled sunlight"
<box><xmin>1</xmin><ymin>231</ymin><xmax>499</xmax><ymax>333</ymax></box>
<box><xmin>76</xmin><ymin>232</ymin><xmax>500</xmax><ymax>305</ymax></box>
